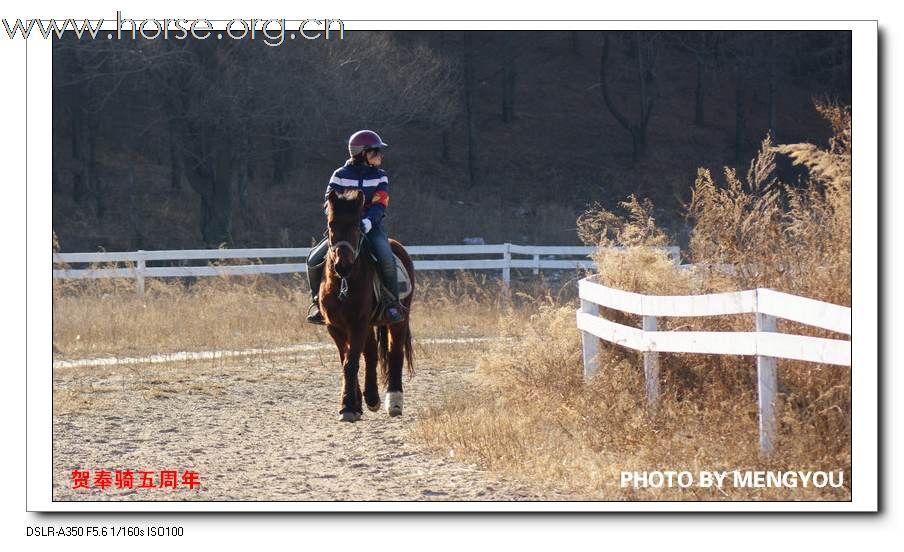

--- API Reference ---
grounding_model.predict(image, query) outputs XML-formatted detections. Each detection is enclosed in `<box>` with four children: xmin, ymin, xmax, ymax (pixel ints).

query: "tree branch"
<box><xmin>599</xmin><ymin>34</ymin><xmax>632</xmax><ymax>132</ymax></box>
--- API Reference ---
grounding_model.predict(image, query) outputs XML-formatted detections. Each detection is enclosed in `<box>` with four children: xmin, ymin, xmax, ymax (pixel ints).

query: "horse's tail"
<box><xmin>378</xmin><ymin>239</ymin><xmax>415</xmax><ymax>384</ymax></box>
<box><xmin>403</xmin><ymin>325</ymin><xmax>414</xmax><ymax>378</ymax></box>
<box><xmin>377</xmin><ymin>325</ymin><xmax>390</xmax><ymax>385</ymax></box>
<box><xmin>376</xmin><ymin>324</ymin><xmax>415</xmax><ymax>386</ymax></box>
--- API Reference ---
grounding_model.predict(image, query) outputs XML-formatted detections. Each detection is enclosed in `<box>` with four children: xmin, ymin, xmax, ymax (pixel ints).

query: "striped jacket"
<box><xmin>324</xmin><ymin>163</ymin><xmax>390</xmax><ymax>226</ymax></box>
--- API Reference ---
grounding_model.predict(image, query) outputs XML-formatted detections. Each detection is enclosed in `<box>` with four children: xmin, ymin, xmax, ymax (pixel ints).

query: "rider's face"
<box><xmin>365</xmin><ymin>149</ymin><xmax>383</xmax><ymax>167</ymax></box>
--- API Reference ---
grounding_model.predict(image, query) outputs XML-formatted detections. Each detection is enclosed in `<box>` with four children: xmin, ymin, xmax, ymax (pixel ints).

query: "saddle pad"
<box><xmin>373</xmin><ymin>253</ymin><xmax>412</xmax><ymax>302</ymax></box>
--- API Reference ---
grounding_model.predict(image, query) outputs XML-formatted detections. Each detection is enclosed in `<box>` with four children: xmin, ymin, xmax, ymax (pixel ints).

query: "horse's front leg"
<box><xmin>326</xmin><ymin>325</ymin><xmax>348</xmax><ymax>366</ymax></box>
<box><xmin>327</xmin><ymin>325</ymin><xmax>356</xmax><ymax>422</ymax></box>
<box><xmin>338</xmin><ymin>325</ymin><xmax>368</xmax><ymax>422</ymax></box>
<box><xmin>363</xmin><ymin>329</ymin><xmax>380</xmax><ymax>412</ymax></box>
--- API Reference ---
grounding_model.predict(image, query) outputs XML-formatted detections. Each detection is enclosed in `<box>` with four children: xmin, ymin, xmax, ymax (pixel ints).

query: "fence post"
<box><xmin>135</xmin><ymin>250</ymin><xmax>146</xmax><ymax>300</ymax></box>
<box><xmin>580</xmin><ymin>298</ymin><xmax>600</xmax><ymax>379</ymax></box>
<box><xmin>756</xmin><ymin>310</ymin><xmax>778</xmax><ymax>457</ymax></box>
<box><xmin>643</xmin><ymin>315</ymin><xmax>660</xmax><ymax>410</ymax></box>
<box><xmin>502</xmin><ymin>243</ymin><xmax>511</xmax><ymax>285</ymax></box>
<box><xmin>533</xmin><ymin>253</ymin><xmax>540</xmax><ymax>275</ymax></box>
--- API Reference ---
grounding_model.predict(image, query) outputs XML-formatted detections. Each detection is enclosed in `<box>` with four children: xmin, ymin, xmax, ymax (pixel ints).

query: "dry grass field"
<box><xmin>52</xmin><ymin>266</ymin><xmax>532</xmax><ymax>358</ymax></box>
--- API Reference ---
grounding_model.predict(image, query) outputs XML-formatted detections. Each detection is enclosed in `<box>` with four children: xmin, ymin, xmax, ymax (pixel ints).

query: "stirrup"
<box><xmin>306</xmin><ymin>301</ymin><xmax>325</xmax><ymax>325</ymax></box>
<box><xmin>384</xmin><ymin>301</ymin><xmax>407</xmax><ymax>323</ymax></box>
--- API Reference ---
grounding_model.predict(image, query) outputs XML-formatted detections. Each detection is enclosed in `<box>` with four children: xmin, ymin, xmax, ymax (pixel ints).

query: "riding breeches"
<box><xmin>306</xmin><ymin>236</ymin><xmax>330</xmax><ymax>300</ymax></box>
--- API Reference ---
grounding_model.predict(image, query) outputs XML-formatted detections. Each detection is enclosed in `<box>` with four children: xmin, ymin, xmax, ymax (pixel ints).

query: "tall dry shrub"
<box><xmin>417</xmin><ymin>103</ymin><xmax>853</xmax><ymax>499</ymax></box>
<box><xmin>613</xmin><ymin>102</ymin><xmax>851</xmax><ymax>468</ymax></box>
<box><xmin>577</xmin><ymin>195</ymin><xmax>698</xmax><ymax>296</ymax></box>
<box><xmin>684</xmin><ymin>103</ymin><xmax>852</xmax><ymax>461</ymax></box>
<box><xmin>576</xmin><ymin>192</ymin><xmax>760</xmax><ymax>410</ymax></box>
<box><xmin>688</xmin><ymin>102</ymin><xmax>851</xmax><ymax>306</ymax></box>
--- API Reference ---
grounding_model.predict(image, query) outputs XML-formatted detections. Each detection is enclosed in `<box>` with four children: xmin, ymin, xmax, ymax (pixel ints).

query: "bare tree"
<box><xmin>734</xmin><ymin>58</ymin><xmax>746</xmax><ymax>164</ymax></box>
<box><xmin>72</xmin><ymin>32</ymin><xmax>461</xmax><ymax>245</ymax></box>
<box><xmin>288</xmin><ymin>33</ymin><xmax>459</xmax><ymax>155</ymax></box>
<box><xmin>718</xmin><ymin>33</ymin><xmax>757</xmax><ymax>163</ymax></box>
<box><xmin>53</xmin><ymin>34</ymin><xmax>144</xmax><ymax>219</ymax></box>
<box><xmin>599</xmin><ymin>32</ymin><xmax>660</xmax><ymax>163</ymax></box>
<box><xmin>766</xmin><ymin>32</ymin><xmax>778</xmax><ymax>140</ymax></box>
<box><xmin>436</xmin><ymin>32</ymin><xmax>453</xmax><ymax>163</ymax></box>
<box><xmin>463</xmin><ymin>32</ymin><xmax>478</xmax><ymax>187</ymax></box>
<box><xmin>149</xmin><ymin>39</ymin><xmax>242</xmax><ymax>245</ymax></box>
<box><xmin>501</xmin><ymin>33</ymin><xmax>516</xmax><ymax>123</ymax></box>
<box><xmin>671</xmin><ymin>31</ymin><xmax>718</xmax><ymax>128</ymax></box>
<box><xmin>168</xmin><ymin>129</ymin><xmax>183</xmax><ymax>195</ymax></box>
<box><xmin>54</xmin><ymin>37</ymin><xmax>97</xmax><ymax>206</ymax></box>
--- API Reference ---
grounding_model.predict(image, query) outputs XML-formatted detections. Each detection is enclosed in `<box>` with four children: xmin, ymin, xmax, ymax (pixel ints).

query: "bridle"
<box><xmin>328</xmin><ymin>232</ymin><xmax>364</xmax><ymax>301</ymax></box>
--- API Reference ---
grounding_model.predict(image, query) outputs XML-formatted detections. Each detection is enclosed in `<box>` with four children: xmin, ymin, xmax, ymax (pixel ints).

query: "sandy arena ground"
<box><xmin>52</xmin><ymin>339</ymin><xmax>569</xmax><ymax>502</ymax></box>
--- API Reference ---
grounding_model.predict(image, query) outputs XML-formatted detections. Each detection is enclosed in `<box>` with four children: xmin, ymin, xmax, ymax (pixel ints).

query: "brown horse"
<box><xmin>320</xmin><ymin>189</ymin><xmax>415</xmax><ymax>422</ymax></box>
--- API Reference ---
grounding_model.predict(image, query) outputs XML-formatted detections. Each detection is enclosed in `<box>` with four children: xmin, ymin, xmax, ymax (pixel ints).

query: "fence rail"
<box><xmin>576</xmin><ymin>274</ymin><xmax>851</xmax><ymax>456</ymax></box>
<box><xmin>55</xmin><ymin>244</ymin><xmax>668</xmax><ymax>297</ymax></box>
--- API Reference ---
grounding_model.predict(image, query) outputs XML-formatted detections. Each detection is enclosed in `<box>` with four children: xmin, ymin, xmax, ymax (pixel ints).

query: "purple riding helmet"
<box><xmin>347</xmin><ymin>130</ymin><xmax>389</xmax><ymax>157</ymax></box>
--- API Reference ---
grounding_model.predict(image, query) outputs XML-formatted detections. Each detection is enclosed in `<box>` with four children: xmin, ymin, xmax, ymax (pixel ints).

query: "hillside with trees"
<box><xmin>51</xmin><ymin>30</ymin><xmax>851</xmax><ymax>252</ymax></box>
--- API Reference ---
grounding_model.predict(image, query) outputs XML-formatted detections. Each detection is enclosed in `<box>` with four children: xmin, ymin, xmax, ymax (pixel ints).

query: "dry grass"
<box><xmin>414</xmin><ymin>102</ymin><xmax>852</xmax><ymax>500</ymax></box>
<box><xmin>53</xmin><ymin>270</ymin><xmax>318</xmax><ymax>358</ymax></box>
<box><xmin>52</xmin><ymin>256</ymin><xmax>561</xmax><ymax>358</ymax></box>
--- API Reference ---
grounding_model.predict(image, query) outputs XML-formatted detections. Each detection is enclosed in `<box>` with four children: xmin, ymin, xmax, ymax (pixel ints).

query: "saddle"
<box><xmin>363</xmin><ymin>241</ymin><xmax>412</xmax><ymax>323</ymax></box>
<box><xmin>367</xmin><ymin>249</ymin><xmax>412</xmax><ymax>300</ymax></box>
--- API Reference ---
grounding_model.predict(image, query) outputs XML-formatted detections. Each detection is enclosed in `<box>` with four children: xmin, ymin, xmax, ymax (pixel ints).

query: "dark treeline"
<box><xmin>52</xmin><ymin>31</ymin><xmax>851</xmax><ymax>251</ymax></box>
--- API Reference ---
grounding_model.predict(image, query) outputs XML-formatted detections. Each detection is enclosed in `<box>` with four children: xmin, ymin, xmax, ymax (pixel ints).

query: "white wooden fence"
<box><xmin>576</xmin><ymin>274</ymin><xmax>851</xmax><ymax>456</ymax></box>
<box><xmin>55</xmin><ymin>244</ymin><xmax>675</xmax><ymax>297</ymax></box>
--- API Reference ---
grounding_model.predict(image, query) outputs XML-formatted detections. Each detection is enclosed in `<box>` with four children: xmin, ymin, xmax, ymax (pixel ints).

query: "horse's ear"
<box><xmin>354</xmin><ymin>190</ymin><xmax>365</xmax><ymax>209</ymax></box>
<box><xmin>326</xmin><ymin>189</ymin><xmax>337</xmax><ymax>203</ymax></box>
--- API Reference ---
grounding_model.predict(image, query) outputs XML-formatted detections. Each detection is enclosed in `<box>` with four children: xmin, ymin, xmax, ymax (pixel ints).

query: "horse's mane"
<box><xmin>325</xmin><ymin>189</ymin><xmax>363</xmax><ymax>218</ymax></box>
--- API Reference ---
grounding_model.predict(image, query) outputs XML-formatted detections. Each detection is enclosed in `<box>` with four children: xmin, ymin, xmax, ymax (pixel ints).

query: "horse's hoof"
<box><xmin>386</xmin><ymin>392</ymin><xmax>403</xmax><ymax>417</ymax></box>
<box><xmin>339</xmin><ymin>411</ymin><xmax>361</xmax><ymax>422</ymax></box>
<box><xmin>366</xmin><ymin>400</ymin><xmax>381</xmax><ymax>412</ymax></box>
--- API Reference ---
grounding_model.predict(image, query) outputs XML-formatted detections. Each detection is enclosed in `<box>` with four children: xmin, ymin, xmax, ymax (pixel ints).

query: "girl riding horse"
<box><xmin>306</xmin><ymin>130</ymin><xmax>405</xmax><ymax>325</ymax></box>
<box><xmin>305</xmin><ymin>130</ymin><xmax>415</xmax><ymax>421</ymax></box>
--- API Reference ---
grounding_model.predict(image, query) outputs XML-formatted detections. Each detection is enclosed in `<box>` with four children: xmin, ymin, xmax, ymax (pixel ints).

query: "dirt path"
<box><xmin>52</xmin><ymin>340</ymin><xmax>567</xmax><ymax>502</ymax></box>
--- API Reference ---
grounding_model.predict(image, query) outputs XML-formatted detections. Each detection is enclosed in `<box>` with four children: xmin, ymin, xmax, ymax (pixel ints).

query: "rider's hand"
<box><xmin>361</xmin><ymin>218</ymin><xmax>373</xmax><ymax>234</ymax></box>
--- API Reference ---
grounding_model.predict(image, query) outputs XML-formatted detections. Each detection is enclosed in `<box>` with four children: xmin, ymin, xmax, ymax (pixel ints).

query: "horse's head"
<box><xmin>325</xmin><ymin>189</ymin><xmax>365</xmax><ymax>278</ymax></box>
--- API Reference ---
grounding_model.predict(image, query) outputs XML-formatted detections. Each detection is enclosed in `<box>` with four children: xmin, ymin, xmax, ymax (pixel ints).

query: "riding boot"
<box><xmin>306</xmin><ymin>298</ymin><xmax>325</xmax><ymax>325</ymax></box>
<box><xmin>367</xmin><ymin>225</ymin><xmax>405</xmax><ymax>323</ymax></box>
<box><xmin>306</xmin><ymin>239</ymin><xmax>328</xmax><ymax>325</ymax></box>
<box><xmin>378</xmin><ymin>257</ymin><xmax>406</xmax><ymax>323</ymax></box>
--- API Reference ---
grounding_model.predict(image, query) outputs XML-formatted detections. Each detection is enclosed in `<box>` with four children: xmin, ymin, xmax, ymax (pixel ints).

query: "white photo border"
<box><xmin>27</xmin><ymin>19</ymin><xmax>877</xmax><ymax>512</ymax></box>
